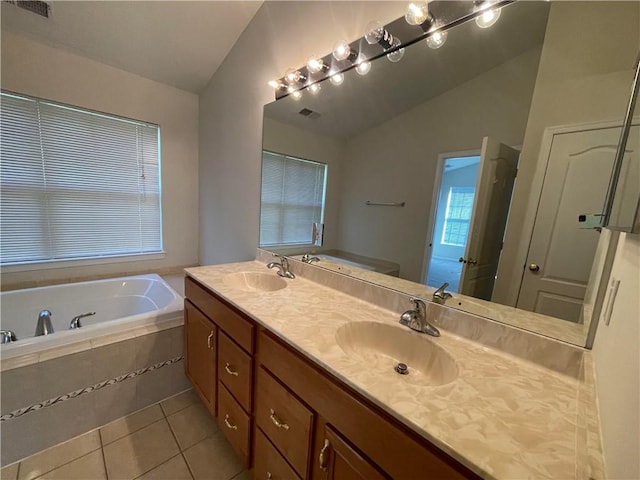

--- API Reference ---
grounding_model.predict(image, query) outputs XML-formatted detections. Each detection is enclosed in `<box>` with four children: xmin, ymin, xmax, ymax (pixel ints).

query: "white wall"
<box><xmin>495</xmin><ymin>1</ymin><xmax>640</xmax><ymax>305</ymax></box>
<box><xmin>592</xmin><ymin>233</ymin><xmax>640</xmax><ymax>480</ymax></box>
<box><xmin>262</xmin><ymin>118</ymin><xmax>346</xmax><ymax>251</ymax></box>
<box><xmin>1</xmin><ymin>31</ymin><xmax>199</xmax><ymax>288</ymax></box>
<box><xmin>337</xmin><ymin>48</ymin><xmax>540</xmax><ymax>282</ymax></box>
<box><xmin>198</xmin><ymin>1</ymin><xmax>405</xmax><ymax>265</ymax></box>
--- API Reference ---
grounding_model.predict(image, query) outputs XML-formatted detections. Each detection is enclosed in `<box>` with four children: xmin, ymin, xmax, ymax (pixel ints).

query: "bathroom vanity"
<box><xmin>184</xmin><ymin>260</ymin><xmax>603</xmax><ymax>480</ymax></box>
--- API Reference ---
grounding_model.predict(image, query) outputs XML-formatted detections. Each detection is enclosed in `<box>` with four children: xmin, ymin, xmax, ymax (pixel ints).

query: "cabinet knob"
<box><xmin>529</xmin><ymin>263</ymin><xmax>540</xmax><ymax>272</ymax></box>
<box><xmin>319</xmin><ymin>439</ymin><xmax>330</xmax><ymax>471</ymax></box>
<box><xmin>269</xmin><ymin>409</ymin><xmax>290</xmax><ymax>430</ymax></box>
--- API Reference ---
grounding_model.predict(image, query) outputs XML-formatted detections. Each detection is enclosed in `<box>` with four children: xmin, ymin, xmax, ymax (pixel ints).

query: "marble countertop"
<box><xmin>185</xmin><ymin>261</ymin><xmax>602</xmax><ymax>480</ymax></box>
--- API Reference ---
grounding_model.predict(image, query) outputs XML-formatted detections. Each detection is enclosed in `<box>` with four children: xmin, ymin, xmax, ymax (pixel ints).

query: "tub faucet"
<box><xmin>267</xmin><ymin>255</ymin><xmax>295</xmax><ymax>279</ymax></box>
<box><xmin>400</xmin><ymin>298</ymin><xmax>440</xmax><ymax>337</ymax></box>
<box><xmin>70</xmin><ymin>311</ymin><xmax>96</xmax><ymax>329</ymax></box>
<box><xmin>301</xmin><ymin>253</ymin><xmax>320</xmax><ymax>264</ymax></box>
<box><xmin>0</xmin><ymin>330</ymin><xmax>17</xmax><ymax>344</ymax></box>
<box><xmin>35</xmin><ymin>309</ymin><xmax>54</xmax><ymax>336</ymax></box>
<box><xmin>433</xmin><ymin>282</ymin><xmax>453</xmax><ymax>305</ymax></box>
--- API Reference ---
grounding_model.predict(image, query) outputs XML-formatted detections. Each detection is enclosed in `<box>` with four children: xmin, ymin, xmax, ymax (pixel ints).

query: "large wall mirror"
<box><xmin>260</xmin><ymin>1</ymin><xmax>640</xmax><ymax>347</ymax></box>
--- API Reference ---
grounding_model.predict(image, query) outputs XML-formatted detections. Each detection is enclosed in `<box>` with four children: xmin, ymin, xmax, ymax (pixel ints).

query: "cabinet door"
<box><xmin>184</xmin><ymin>300</ymin><xmax>217</xmax><ymax>414</ymax></box>
<box><xmin>319</xmin><ymin>425</ymin><xmax>387</xmax><ymax>480</ymax></box>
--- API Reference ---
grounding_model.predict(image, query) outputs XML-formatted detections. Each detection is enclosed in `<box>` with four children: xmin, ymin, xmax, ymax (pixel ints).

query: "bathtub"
<box><xmin>0</xmin><ymin>274</ymin><xmax>183</xmax><ymax>362</ymax></box>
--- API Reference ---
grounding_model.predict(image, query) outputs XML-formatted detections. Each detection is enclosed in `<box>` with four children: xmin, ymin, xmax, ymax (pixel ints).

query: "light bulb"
<box><xmin>475</xmin><ymin>2</ymin><xmax>501</xmax><ymax>28</ymax></box>
<box><xmin>386</xmin><ymin>37</ymin><xmax>405</xmax><ymax>63</ymax></box>
<box><xmin>332</xmin><ymin>40</ymin><xmax>351</xmax><ymax>61</ymax></box>
<box><xmin>355</xmin><ymin>61</ymin><xmax>371</xmax><ymax>76</ymax></box>
<box><xmin>307</xmin><ymin>55</ymin><xmax>325</xmax><ymax>73</ymax></box>
<box><xmin>329</xmin><ymin>72</ymin><xmax>344</xmax><ymax>86</ymax></box>
<box><xmin>365</xmin><ymin>20</ymin><xmax>384</xmax><ymax>44</ymax></box>
<box><xmin>268</xmin><ymin>80</ymin><xmax>280</xmax><ymax>89</ymax></box>
<box><xmin>308</xmin><ymin>83</ymin><xmax>321</xmax><ymax>94</ymax></box>
<box><xmin>285</xmin><ymin>68</ymin><xmax>304</xmax><ymax>84</ymax></box>
<box><xmin>291</xmin><ymin>91</ymin><xmax>302</xmax><ymax>99</ymax></box>
<box><xmin>426</xmin><ymin>29</ymin><xmax>447</xmax><ymax>49</ymax></box>
<box><xmin>405</xmin><ymin>2</ymin><xmax>429</xmax><ymax>26</ymax></box>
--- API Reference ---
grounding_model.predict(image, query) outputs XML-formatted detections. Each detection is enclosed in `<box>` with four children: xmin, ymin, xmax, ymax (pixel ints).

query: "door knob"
<box><xmin>459</xmin><ymin>257</ymin><xmax>466</xmax><ymax>263</ymax></box>
<box><xmin>529</xmin><ymin>263</ymin><xmax>540</xmax><ymax>272</ymax></box>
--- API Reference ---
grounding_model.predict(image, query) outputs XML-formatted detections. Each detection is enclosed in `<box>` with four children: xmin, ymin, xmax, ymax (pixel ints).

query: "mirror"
<box><xmin>260</xmin><ymin>1</ymin><xmax>640</xmax><ymax>346</ymax></box>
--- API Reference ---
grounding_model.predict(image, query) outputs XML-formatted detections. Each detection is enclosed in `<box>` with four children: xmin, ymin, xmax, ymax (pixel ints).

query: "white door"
<box><xmin>459</xmin><ymin>137</ymin><xmax>519</xmax><ymax>300</ymax></box>
<box><xmin>517</xmin><ymin>125</ymin><xmax>639</xmax><ymax>322</ymax></box>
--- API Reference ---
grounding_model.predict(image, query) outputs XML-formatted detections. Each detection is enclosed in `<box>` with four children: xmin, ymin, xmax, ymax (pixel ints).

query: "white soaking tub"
<box><xmin>0</xmin><ymin>274</ymin><xmax>183</xmax><ymax>362</ymax></box>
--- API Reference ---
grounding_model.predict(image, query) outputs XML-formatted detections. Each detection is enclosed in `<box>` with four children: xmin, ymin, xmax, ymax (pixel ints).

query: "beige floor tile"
<box><xmin>36</xmin><ymin>450</ymin><xmax>105</xmax><ymax>480</ymax></box>
<box><xmin>183</xmin><ymin>434</ymin><xmax>243</xmax><ymax>480</ymax></box>
<box><xmin>160</xmin><ymin>389</ymin><xmax>199</xmax><ymax>417</ymax></box>
<box><xmin>167</xmin><ymin>402</ymin><xmax>218</xmax><ymax>450</ymax></box>
<box><xmin>103</xmin><ymin>419</ymin><xmax>180</xmax><ymax>480</ymax></box>
<box><xmin>136</xmin><ymin>454</ymin><xmax>192</xmax><ymax>480</ymax></box>
<box><xmin>18</xmin><ymin>430</ymin><xmax>101</xmax><ymax>480</ymax></box>
<box><xmin>0</xmin><ymin>463</ymin><xmax>19</xmax><ymax>480</ymax></box>
<box><xmin>100</xmin><ymin>405</ymin><xmax>164</xmax><ymax>445</ymax></box>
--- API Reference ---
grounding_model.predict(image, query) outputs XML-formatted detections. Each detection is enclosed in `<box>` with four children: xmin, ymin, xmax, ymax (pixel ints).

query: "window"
<box><xmin>0</xmin><ymin>91</ymin><xmax>162</xmax><ymax>266</ymax></box>
<box><xmin>441</xmin><ymin>187</ymin><xmax>475</xmax><ymax>246</ymax></box>
<box><xmin>260</xmin><ymin>151</ymin><xmax>327</xmax><ymax>247</ymax></box>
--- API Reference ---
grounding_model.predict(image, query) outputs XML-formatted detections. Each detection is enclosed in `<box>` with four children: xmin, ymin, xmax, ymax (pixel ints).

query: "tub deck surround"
<box><xmin>185</xmin><ymin>261</ymin><xmax>604</xmax><ymax>480</ymax></box>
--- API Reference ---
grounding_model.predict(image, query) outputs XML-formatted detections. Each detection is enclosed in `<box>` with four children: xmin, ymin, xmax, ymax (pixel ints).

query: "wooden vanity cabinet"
<box><xmin>184</xmin><ymin>276</ymin><xmax>480</xmax><ymax>479</ymax></box>
<box><xmin>184</xmin><ymin>300</ymin><xmax>217</xmax><ymax>415</ymax></box>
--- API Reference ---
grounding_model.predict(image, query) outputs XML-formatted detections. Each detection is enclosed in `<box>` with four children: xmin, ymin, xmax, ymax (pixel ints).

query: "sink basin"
<box><xmin>335</xmin><ymin>322</ymin><xmax>458</xmax><ymax>386</ymax></box>
<box><xmin>223</xmin><ymin>272</ymin><xmax>288</xmax><ymax>292</ymax></box>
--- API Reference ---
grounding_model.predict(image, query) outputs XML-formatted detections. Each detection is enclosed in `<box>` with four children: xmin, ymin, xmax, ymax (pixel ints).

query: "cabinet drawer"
<box><xmin>218</xmin><ymin>331</ymin><xmax>253</xmax><ymax>413</ymax></box>
<box><xmin>185</xmin><ymin>277</ymin><xmax>254</xmax><ymax>353</ymax></box>
<box><xmin>217</xmin><ymin>383</ymin><xmax>251</xmax><ymax>467</ymax></box>
<box><xmin>255</xmin><ymin>367</ymin><xmax>313</xmax><ymax>478</ymax></box>
<box><xmin>254</xmin><ymin>428</ymin><xmax>302</xmax><ymax>480</ymax></box>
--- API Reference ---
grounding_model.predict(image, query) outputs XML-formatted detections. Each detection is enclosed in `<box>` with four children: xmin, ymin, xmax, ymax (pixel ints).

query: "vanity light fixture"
<box><xmin>267</xmin><ymin>80</ymin><xmax>287</xmax><ymax>91</ymax></box>
<box><xmin>355</xmin><ymin>60</ymin><xmax>372</xmax><ymax>76</ymax></box>
<box><xmin>329</xmin><ymin>72</ymin><xmax>344</xmax><ymax>86</ymax></box>
<box><xmin>474</xmin><ymin>1</ymin><xmax>502</xmax><ymax>29</ymax></box>
<box><xmin>426</xmin><ymin>29</ymin><xmax>448</xmax><ymax>49</ymax></box>
<box><xmin>365</xmin><ymin>20</ymin><xmax>405</xmax><ymax>63</ymax></box>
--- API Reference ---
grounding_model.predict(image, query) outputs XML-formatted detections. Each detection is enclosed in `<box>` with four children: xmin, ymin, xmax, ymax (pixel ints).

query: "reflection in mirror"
<box><xmin>260</xmin><ymin>1</ymin><xmax>640</xmax><ymax>346</ymax></box>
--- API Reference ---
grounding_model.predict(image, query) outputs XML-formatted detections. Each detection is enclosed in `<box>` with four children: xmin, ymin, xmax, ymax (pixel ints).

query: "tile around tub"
<box><xmin>0</xmin><ymin>353</ymin><xmax>40</xmax><ymax>373</ymax></box>
<box><xmin>166</xmin><ymin>402</ymin><xmax>219</xmax><ymax>451</ymax></box>
<box><xmin>35</xmin><ymin>450</ymin><xmax>105</xmax><ymax>480</ymax></box>
<box><xmin>136</xmin><ymin>454</ymin><xmax>192</xmax><ymax>480</ymax></box>
<box><xmin>0</xmin><ymin>463</ymin><xmax>19</xmax><ymax>480</ymax></box>
<box><xmin>18</xmin><ymin>430</ymin><xmax>101</xmax><ymax>480</ymax></box>
<box><xmin>91</xmin><ymin>338</ymin><xmax>137</xmax><ymax>384</ymax></box>
<box><xmin>134</xmin><ymin>331</ymin><xmax>173</xmax><ymax>369</ymax></box>
<box><xmin>93</xmin><ymin>375</ymin><xmax>139</xmax><ymax>428</ymax></box>
<box><xmin>100</xmin><ymin>404</ymin><xmax>164</xmax><ymax>446</ymax></box>
<box><xmin>183</xmin><ymin>434</ymin><xmax>243</xmax><ymax>480</ymax></box>
<box><xmin>0</xmin><ymin>362</ymin><xmax>41</xmax><ymax>416</ymax></box>
<box><xmin>159</xmin><ymin>389</ymin><xmax>199</xmax><ymax>417</ymax></box>
<box><xmin>36</xmin><ymin>350</ymin><xmax>94</xmax><ymax>401</ymax></box>
<box><xmin>37</xmin><ymin>341</ymin><xmax>93</xmax><ymax>363</ymax></box>
<box><xmin>103</xmin><ymin>419</ymin><xmax>179</xmax><ymax>480</ymax></box>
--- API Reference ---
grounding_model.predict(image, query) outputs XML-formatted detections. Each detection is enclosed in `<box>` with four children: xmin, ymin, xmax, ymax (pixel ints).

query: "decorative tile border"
<box><xmin>0</xmin><ymin>355</ymin><xmax>184</xmax><ymax>422</ymax></box>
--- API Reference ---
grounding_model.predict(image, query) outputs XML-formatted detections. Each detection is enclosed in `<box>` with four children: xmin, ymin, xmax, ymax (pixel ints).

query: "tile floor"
<box><xmin>0</xmin><ymin>390</ymin><xmax>250</xmax><ymax>480</ymax></box>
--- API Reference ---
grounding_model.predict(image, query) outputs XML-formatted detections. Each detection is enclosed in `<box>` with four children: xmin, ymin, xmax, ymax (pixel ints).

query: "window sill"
<box><xmin>1</xmin><ymin>252</ymin><xmax>166</xmax><ymax>273</ymax></box>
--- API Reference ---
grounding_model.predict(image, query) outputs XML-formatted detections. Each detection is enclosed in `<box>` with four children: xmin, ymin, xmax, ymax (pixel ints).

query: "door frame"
<box><xmin>494</xmin><ymin>117</ymin><xmax>638</xmax><ymax>306</ymax></box>
<box><xmin>421</xmin><ymin>149</ymin><xmax>480</xmax><ymax>285</ymax></box>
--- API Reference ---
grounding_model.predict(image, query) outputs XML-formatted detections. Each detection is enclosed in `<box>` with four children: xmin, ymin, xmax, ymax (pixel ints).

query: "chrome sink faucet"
<box><xmin>267</xmin><ymin>255</ymin><xmax>295</xmax><ymax>279</ymax></box>
<box><xmin>432</xmin><ymin>282</ymin><xmax>453</xmax><ymax>305</ymax></box>
<box><xmin>400</xmin><ymin>298</ymin><xmax>440</xmax><ymax>337</ymax></box>
<box><xmin>301</xmin><ymin>253</ymin><xmax>320</xmax><ymax>264</ymax></box>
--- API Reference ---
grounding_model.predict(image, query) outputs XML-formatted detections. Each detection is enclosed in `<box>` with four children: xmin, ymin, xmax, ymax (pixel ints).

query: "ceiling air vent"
<box><xmin>298</xmin><ymin>108</ymin><xmax>321</xmax><ymax>120</ymax></box>
<box><xmin>3</xmin><ymin>0</ymin><xmax>51</xmax><ymax>18</ymax></box>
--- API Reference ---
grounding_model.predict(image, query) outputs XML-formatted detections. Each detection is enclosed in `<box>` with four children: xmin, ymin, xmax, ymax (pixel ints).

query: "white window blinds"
<box><xmin>0</xmin><ymin>92</ymin><xmax>162</xmax><ymax>266</ymax></box>
<box><xmin>260</xmin><ymin>151</ymin><xmax>327</xmax><ymax>246</ymax></box>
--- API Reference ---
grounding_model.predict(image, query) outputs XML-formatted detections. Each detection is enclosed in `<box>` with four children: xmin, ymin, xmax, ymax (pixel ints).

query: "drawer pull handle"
<box><xmin>267</xmin><ymin>473</ymin><xmax>272</xmax><ymax>480</ymax></box>
<box><xmin>269</xmin><ymin>409</ymin><xmax>290</xmax><ymax>430</ymax></box>
<box><xmin>319</xmin><ymin>439</ymin><xmax>330</xmax><ymax>471</ymax></box>
<box><xmin>223</xmin><ymin>414</ymin><xmax>238</xmax><ymax>430</ymax></box>
<box><xmin>224</xmin><ymin>363</ymin><xmax>239</xmax><ymax>376</ymax></box>
<box><xmin>207</xmin><ymin>331</ymin><xmax>214</xmax><ymax>349</ymax></box>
